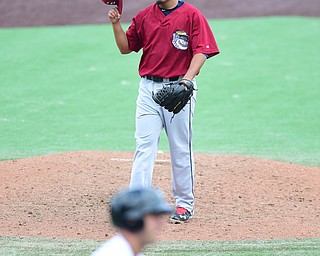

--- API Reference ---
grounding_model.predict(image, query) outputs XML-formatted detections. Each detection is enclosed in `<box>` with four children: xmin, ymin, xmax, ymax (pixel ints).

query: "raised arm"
<box><xmin>108</xmin><ymin>8</ymin><xmax>132</xmax><ymax>54</ymax></box>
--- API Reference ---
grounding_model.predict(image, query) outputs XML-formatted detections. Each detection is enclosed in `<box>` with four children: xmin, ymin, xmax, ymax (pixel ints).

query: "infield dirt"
<box><xmin>1</xmin><ymin>151</ymin><xmax>319</xmax><ymax>241</ymax></box>
<box><xmin>1</xmin><ymin>0</ymin><xmax>319</xmax><ymax>27</ymax></box>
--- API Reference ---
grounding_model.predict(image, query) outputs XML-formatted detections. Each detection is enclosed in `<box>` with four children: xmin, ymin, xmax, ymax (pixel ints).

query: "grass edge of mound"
<box><xmin>0</xmin><ymin>236</ymin><xmax>319</xmax><ymax>256</ymax></box>
<box><xmin>0</xmin><ymin>150</ymin><xmax>319</xmax><ymax>167</ymax></box>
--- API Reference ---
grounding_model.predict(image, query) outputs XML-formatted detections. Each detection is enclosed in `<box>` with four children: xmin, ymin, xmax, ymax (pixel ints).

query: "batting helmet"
<box><xmin>110</xmin><ymin>188</ymin><xmax>172</xmax><ymax>232</ymax></box>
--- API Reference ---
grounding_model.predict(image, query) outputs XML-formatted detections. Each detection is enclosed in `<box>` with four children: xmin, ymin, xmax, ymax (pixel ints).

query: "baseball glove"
<box><xmin>152</xmin><ymin>80</ymin><xmax>195</xmax><ymax>114</ymax></box>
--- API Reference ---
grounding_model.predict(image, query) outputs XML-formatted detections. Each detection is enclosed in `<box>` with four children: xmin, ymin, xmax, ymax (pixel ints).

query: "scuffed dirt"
<box><xmin>0</xmin><ymin>151</ymin><xmax>319</xmax><ymax>240</ymax></box>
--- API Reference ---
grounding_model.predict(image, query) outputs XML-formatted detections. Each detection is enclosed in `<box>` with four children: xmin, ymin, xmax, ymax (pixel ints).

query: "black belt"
<box><xmin>143</xmin><ymin>75</ymin><xmax>183</xmax><ymax>83</ymax></box>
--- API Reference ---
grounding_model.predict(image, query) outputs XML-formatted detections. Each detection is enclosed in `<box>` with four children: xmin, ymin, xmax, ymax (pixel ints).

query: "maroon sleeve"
<box><xmin>126</xmin><ymin>17</ymin><xmax>143</xmax><ymax>53</ymax></box>
<box><xmin>191</xmin><ymin>12</ymin><xmax>220</xmax><ymax>58</ymax></box>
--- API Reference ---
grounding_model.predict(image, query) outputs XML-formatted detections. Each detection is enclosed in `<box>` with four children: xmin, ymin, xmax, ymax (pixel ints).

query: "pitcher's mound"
<box><xmin>0</xmin><ymin>151</ymin><xmax>319</xmax><ymax>241</ymax></box>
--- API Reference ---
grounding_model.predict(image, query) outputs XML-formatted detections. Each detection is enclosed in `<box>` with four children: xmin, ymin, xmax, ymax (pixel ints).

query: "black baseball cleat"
<box><xmin>170</xmin><ymin>206</ymin><xmax>192</xmax><ymax>224</ymax></box>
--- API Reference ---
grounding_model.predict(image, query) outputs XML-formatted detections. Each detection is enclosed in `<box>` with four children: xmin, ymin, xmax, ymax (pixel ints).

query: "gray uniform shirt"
<box><xmin>91</xmin><ymin>234</ymin><xmax>145</xmax><ymax>256</ymax></box>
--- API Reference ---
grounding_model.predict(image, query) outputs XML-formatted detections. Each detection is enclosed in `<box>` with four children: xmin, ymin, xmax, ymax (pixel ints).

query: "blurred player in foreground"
<box><xmin>91</xmin><ymin>188</ymin><xmax>172</xmax><ymax>256</ymax></box>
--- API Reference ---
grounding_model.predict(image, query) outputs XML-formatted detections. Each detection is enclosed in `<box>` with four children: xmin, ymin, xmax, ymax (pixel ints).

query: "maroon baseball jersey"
<box><xmin>126</xmin><ymin>3</ymin><xmax>219</xmax><ymax>78</ymax></box>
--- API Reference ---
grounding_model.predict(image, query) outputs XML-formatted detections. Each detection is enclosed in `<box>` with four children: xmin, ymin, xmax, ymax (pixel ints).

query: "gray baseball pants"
<box><xmin>130</xmin><ymin>77</ymin><xmax>196</xmax><ymax>212</ymax></box>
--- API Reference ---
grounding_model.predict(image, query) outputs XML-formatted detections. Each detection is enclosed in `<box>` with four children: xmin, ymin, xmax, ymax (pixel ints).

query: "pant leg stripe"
<box><xmin>188</xmin><ymin>98</ymin><xmax>195</xmax><ymax>207</ymax></box>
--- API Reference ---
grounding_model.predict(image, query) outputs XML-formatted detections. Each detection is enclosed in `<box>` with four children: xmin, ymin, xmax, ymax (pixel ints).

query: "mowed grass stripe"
<box><xmin>0</xmin><ymin>17</ymin><xmax>319</xmax><ymax>165</ymax></box>
<box><xmin>0</xmin><ymin>237</ymin><xmax>319</xmax><ymax>256</ymax></box>
<box><xmin>149</xmin><ymin>239</ymin><xmax>320</xmax><ymax>255</ymax></box>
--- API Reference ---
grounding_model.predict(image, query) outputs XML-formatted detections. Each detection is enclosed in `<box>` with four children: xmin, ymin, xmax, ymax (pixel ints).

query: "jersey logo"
<box><xmin>172</xmin><ymin>30</ymin><xmax>189</xmax><ymax>51</ymax></box>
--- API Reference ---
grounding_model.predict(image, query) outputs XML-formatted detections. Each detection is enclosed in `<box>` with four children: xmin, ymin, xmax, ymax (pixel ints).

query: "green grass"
<box><xmin>0</xmin><ymin>17</ymin><xmax>319</xmax><ymax>165</ymax></box>
<box><xmin>0</xmin><ymin>237</ymin><xmax>319</xmax><ymax>256</ymax></box>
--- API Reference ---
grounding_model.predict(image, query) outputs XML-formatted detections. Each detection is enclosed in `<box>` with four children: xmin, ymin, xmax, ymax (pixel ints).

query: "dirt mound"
<box><xmin>0</xmin><ymin>151</ymin><xmax>319</xmax><ymax>241</ymax></box>
<box><xmin>1</xmin><ymin>0</ymin><xmax>319</xmax><ymax>27</ymax></box>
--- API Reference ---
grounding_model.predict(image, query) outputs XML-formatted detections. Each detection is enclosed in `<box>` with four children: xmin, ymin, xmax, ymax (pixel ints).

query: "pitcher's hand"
<box><xmin>108</xmin><ymin>8</ymin><xmax>121</xmax><ymax>24</ymax></box>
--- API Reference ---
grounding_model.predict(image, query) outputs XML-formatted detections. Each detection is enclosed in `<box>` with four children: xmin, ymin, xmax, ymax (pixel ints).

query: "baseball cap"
<box><xmin>111</xmin><ymin>188</ymin><xmax>173</xmax><ymax>221</ymax></box>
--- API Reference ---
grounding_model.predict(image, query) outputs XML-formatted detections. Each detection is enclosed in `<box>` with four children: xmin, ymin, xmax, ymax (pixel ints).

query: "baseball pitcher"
<box><xmin>107</xmin><ymin>0</ymin><xmax>219</xmax><ymax>223</ymax></box>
